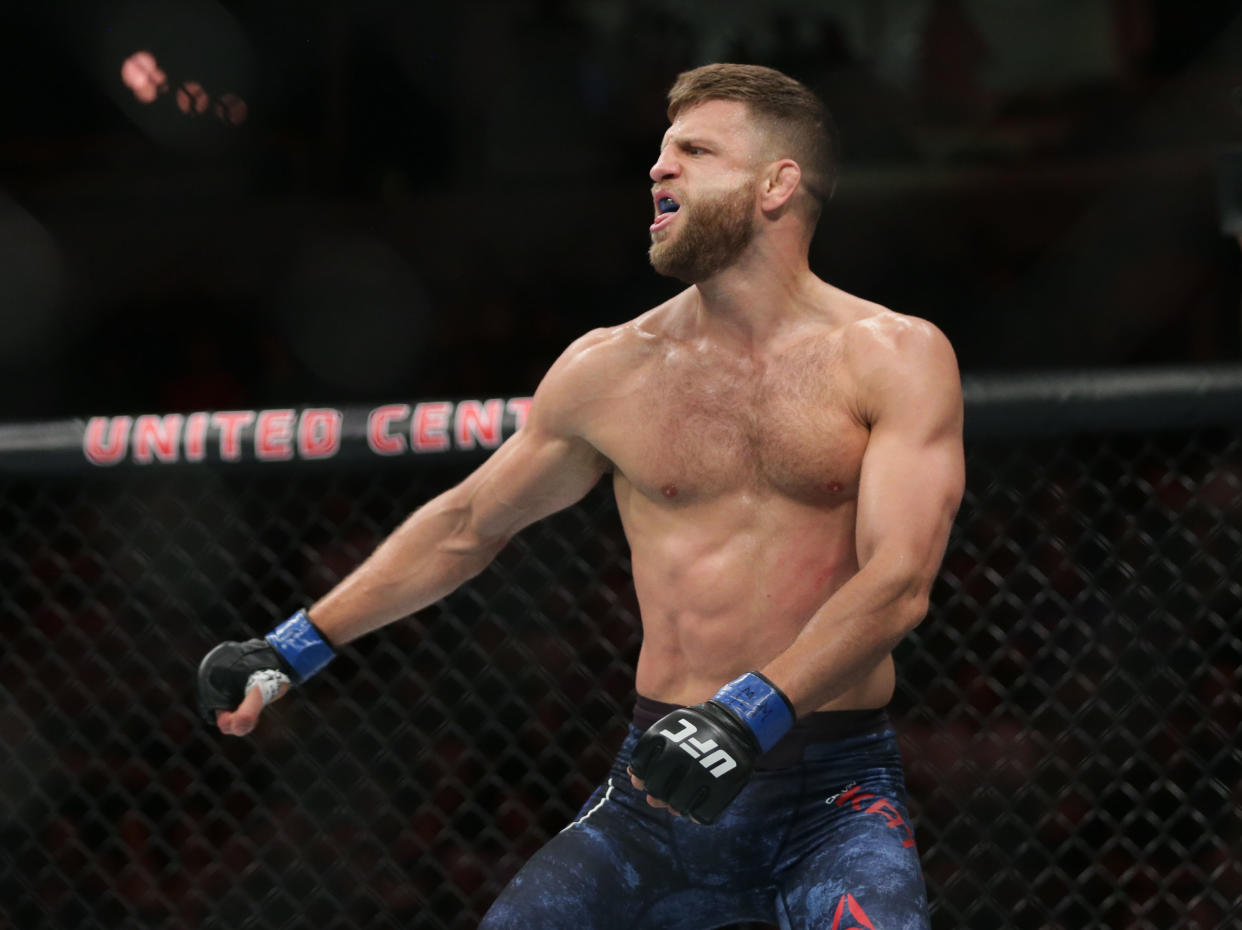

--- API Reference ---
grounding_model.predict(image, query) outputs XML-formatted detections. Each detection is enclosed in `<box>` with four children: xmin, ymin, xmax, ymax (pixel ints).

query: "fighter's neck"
<box><xmin>689</xmin><ymin>250</ymin><xmax>822</xmax><ymax>350</ymax></box>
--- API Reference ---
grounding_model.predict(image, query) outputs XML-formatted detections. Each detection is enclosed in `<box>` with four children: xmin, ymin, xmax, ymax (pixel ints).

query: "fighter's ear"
<box><xmin>759</xmin><ymin>159</ymin><xmax>802</xmax><ymax>212</ymax></box>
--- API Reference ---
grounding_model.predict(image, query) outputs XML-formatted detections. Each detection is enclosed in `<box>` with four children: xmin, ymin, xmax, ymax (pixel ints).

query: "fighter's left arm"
<box><xmin>760</xmin><ymin>316</ymin><xmax>965</xmax><ymax>716</ymax></box>
<box><xmin>627</xmin><ymin>316</ymin><xmax>963</xmax><ymax>823</ymax></box>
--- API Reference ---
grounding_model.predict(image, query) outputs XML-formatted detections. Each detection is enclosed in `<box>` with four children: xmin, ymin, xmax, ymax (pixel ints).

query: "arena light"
<box><xmin>174</xmin><ymin>80</ymin><xmax>209</xmax><ymax>115</ymax></box>
<box><xmin>215</xmin><ymin>92</ymin><xmax>247</xmax><ymax>126</ymax></box>
<box><xmin>120</xmin><ymin>49</ymin><xmax>247</xmax><ymax>127</ymax></box>
<box><xmin>120</xmin><ymin>50</ymin><xmax>167</xmax><ymax>104</ymax></box>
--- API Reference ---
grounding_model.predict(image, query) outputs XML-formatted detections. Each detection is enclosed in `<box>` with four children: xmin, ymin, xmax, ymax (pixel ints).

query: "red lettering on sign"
<box><xmin>84</xmin><ymin>416</ymin><xmax>132</xmax><ymax>466</ymax></box>
<box><xmin>506</xmin><ymin>397</ymin><xmax>533</xmax><ymax>430</ymax></box>
<box><xmin>212</xmin><ymin>411</ymin><xmax>255</xmax><ymax>461</ymax></box>
<box><xmin>368</xmin><ymin>404</ymin><xmax>410</xmax><ymax>455</ymax></box>
<box><xmin>299</xmin><ymin>408</ymin><xmax>341</xmax><ymax>459</ymax></box>
<box><xmin>184</xmin><ymin>412</ymin><xmax>209</xmax><ymax>462</ymax></box>
<box><xmin>412</xmin><ymin>402</ymin><xmax>452</xmax><ymax>452</ymax></box>
<box><xmin>455</xmin><ymin>399</ymin><xmax>503</xmax><ymax>449</ymax></box>
<box><xmin>133</xmin><ymin>414</ymin><xmax>183</xmax><ymax>464</ymax></box>
<box><xmin>256</xmin><ymin>409</ymin><xmax>296</xmax><ymax>461</ymax></box>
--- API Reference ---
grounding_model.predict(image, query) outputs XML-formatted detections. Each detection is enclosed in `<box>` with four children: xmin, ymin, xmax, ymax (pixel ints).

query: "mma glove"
<box><xmin>196</xmin><ymin>610</ymin><xmax>336</xmax><ymax>724</ymax></box>
<box><xmin>629</xmin><ymin>671</ymin><xmax>795</xmax><ymax>824</ymax></box>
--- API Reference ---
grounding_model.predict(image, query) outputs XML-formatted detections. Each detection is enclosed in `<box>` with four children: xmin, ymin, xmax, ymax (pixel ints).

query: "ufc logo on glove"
<box><xmin>658</xmin><ymin>717</ymin><xmax>738</xmax><ymax>776</ymax></box>
<box><xmin>628</xmin><ymin>671</ymin><xmax>795</xmax><ymax>824</ymax></box>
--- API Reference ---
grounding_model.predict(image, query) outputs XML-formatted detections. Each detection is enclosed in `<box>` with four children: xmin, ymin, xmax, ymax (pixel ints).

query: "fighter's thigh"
<box><xmin>479</xmin><ymin>802</ymin><xmax>662</xmax><ymax>930</ymax></box>
<box><xmin>775</xmin><ymin>797</ymin><xmax>929</xmax><ymax>930</ymax></box>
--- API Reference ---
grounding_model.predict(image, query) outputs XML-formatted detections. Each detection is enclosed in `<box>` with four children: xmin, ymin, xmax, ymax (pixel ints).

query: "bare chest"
<box><xmin>599</xmin><ymin>346</ymin><xmax>869</xmax><ymax>505</ymax></box>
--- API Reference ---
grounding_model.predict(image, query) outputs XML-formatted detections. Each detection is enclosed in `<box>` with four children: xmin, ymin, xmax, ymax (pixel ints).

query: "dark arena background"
<box><xmin>3</xmin><ymin>2</ymin><xmax>1242</xmax><ymax>928</ymax></box>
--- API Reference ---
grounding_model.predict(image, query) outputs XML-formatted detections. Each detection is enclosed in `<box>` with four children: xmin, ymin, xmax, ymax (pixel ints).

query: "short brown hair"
<box><xmin>667</xmin><ymin>63</ymin><xmax>837</xmax><ymax>223</ymax></box>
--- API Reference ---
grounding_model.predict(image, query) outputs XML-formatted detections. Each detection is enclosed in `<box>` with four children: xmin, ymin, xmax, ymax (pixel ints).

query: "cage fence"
<box><xmin>1</xmin><ymin>369</ymin><xmax>1241</xmax><ymax>929</ymax></box>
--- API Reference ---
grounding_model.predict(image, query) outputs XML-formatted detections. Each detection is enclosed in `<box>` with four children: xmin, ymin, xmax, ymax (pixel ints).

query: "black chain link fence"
<box><xmin>3</xmin><ymin>373</ymin><xmax>1242</xmax><ymax>929</ymax></box>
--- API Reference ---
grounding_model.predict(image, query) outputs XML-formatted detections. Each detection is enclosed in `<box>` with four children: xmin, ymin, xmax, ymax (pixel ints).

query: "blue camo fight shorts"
<box><xmin>480</xmin><ymin>699</ymin><xmax>931</xmax><ymax>929</ymax></box>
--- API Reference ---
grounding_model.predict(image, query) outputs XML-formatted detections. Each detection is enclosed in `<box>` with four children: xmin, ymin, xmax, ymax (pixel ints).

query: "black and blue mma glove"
<box><xmin>629</xmin><ymin>671</ymin><xmax>795</xmax><ymax>824</ymax></box>
<box><xmin>197</xmin><ymin>610</ymin><xmax>336</xmax><ymax>723</ymax></box>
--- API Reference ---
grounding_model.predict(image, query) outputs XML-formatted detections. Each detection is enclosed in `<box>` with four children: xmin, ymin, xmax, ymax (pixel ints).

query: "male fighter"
<box><xmin>199</xmin><ymin>63</ymin><xmax>964</xmax><ymax>928</ymax></box>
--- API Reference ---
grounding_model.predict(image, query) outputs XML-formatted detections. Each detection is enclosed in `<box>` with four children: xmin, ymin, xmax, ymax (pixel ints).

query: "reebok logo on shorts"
<box><xmin>832</xmin><ymin>892</ymin><xmax>875</xmax><ymax>930</ymax></box>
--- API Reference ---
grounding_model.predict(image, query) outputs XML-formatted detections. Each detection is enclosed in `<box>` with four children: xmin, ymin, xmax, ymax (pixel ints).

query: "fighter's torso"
<box><xmin>577</xmin><ymin>295</ymin><xmax>894</xmax><ymax>710</ymax></box>
<box><xmin>609</xmin><ymin>323</ymin><xmax>865</xmax><ymax>503</ymax></box>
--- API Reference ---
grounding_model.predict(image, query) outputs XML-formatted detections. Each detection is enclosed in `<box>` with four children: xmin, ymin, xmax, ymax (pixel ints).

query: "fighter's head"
<box><xmin>664</xmin><ymin>63</ymin><xmax>837</xmax><ymax>230</ymax></box>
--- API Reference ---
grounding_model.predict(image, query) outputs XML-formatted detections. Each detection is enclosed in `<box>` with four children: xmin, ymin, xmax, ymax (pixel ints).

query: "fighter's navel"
<box><xmin>827</xmin><ymin>482</ymin><xmax>842</xmax><ymax>493</ymax></box>
<box><xmin>662</xmin><ymin>484</ymin><xmax>678</xmax><ymax>499</ymax></box>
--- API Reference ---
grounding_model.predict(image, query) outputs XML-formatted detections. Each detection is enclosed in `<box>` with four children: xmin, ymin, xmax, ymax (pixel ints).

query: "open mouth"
<box><xmin>651</xmin><ymin>192</ymin><xmax>681</xmax><ymax>233</ymax></box>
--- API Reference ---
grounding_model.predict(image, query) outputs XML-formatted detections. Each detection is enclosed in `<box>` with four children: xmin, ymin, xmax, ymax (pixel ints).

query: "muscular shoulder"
<box><xmin>839</xmin><ymin>309</ymin><xmax>961</xmax><ymax>428</ymax></box>
<box><xmin>527</xmin><ymin>299</ymin><xmax>679</xmax><ymax>438</ymax></box>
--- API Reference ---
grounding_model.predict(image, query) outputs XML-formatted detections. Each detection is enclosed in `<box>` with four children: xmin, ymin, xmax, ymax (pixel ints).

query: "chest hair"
<box><xmin>627</xmin><ymin>338</ymin><xmax>864</xmax><ymax>500</ymax></box>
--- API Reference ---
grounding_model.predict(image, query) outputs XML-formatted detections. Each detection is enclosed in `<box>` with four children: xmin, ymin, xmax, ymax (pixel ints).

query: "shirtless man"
<box><xmin>198</xmin><ymin>64</ymin><xmax>964</xmax><ymax>929</ymax></box>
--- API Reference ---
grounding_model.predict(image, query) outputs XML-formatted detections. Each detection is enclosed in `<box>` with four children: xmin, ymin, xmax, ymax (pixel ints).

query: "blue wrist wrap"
<box><xmin>265</xmin><ymin>610</ymin><xmax>336</xmax><ymax>683</ymax></box>
<box><xmin>712</xmin><ymin>671</ymin><xmax>796</xmax><ymax>753</ymax></box>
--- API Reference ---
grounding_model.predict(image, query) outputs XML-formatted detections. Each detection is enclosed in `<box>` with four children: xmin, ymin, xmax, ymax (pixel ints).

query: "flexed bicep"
<box><xmin>853</xmin><ymin>318</ymin><xmax>964</xmax><ymax>588</ymax></box>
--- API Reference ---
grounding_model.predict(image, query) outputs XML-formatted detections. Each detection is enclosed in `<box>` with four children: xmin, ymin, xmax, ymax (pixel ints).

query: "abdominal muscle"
<box><xmin>616</xmin><ymin>481</ymin><xmax>896</xmax><ymax>713</ymax></box>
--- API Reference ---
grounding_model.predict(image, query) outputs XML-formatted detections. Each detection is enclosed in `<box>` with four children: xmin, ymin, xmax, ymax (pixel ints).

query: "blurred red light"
<box><xmin>120</xmin><ymin>51</ymin><xmax>167</xmax><ymax>104</ymax></box>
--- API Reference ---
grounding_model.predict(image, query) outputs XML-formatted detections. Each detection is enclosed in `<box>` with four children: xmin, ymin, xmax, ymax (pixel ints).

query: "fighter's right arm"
<box><xmin>308</xmin><ymin>333</ymin><xmax>612</xmax><ymax>645</ymax></box>
<box><xmin>203</xmin><ymin>329</ymin><xmax>615</xmax><ymax>733</ymax></box>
